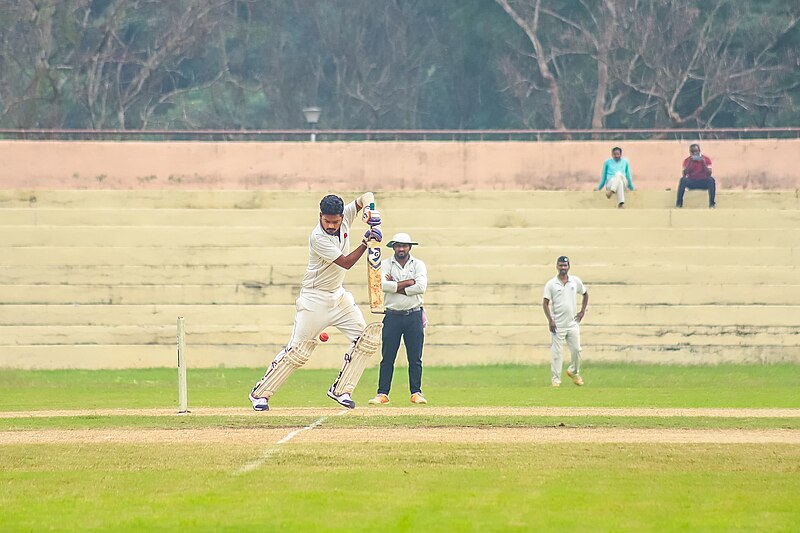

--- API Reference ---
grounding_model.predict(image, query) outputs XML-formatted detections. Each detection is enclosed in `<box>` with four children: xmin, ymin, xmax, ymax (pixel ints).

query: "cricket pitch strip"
<box><xmin>1</xmin><ymin>407</ymin><xmax>799</xmax><ymax>445</ymax></box>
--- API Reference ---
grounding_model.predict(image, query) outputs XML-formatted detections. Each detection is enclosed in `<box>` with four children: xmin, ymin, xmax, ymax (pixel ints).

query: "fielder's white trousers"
<box><xmin>550</xmin><ymin>322</ymin><xmax>581</xmax><ymax>383</ymax></box>
<box><xmin>606</xmin><ymin>172</ymin><xmax>626</xmax><ymax>204</ymax></box>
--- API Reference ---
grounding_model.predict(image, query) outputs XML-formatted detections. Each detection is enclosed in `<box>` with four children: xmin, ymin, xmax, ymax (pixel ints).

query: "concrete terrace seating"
<box><xmin>1</xmin><ymin>189</ymin><xmax>798</xmax><ymax>369</ymax></box>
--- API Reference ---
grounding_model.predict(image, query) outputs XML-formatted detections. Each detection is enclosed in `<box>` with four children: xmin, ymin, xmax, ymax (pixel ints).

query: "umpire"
<box><xmin>368</xmin><ymin>233</ymin><xmax>429</xmax><ymax>405</ymax></box>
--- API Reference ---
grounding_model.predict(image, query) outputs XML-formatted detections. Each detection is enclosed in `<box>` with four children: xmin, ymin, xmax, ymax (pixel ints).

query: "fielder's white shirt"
<box><xmin>301</xmin><ymin>201</ymin><xmax>357</xmax><ymax>291</ymax></box>
<box><xmin>543</xmin><ymin>275</ymin><xmax>587</xmax><ymax>328</ymax></box>
<box><xmin>381</xmin><ymin>253</ymin><xmax>427</xmax><ymax>311</ymax></box>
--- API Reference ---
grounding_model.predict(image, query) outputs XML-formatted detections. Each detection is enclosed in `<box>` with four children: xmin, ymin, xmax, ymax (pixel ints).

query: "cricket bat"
<box><xmin>364</xmin><ymin>202</ymin><xmax>384</xmax><ymax>314</ymax></box>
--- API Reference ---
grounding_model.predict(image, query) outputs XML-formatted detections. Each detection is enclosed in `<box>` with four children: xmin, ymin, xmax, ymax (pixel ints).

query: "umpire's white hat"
<box><xmin>386</xmin><ymin>232</ymin><xmax>418</xmax><ymax>247</ymax></box>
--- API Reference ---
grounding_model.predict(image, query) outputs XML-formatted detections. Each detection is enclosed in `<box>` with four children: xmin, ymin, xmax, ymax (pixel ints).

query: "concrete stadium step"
<box><xmin>2</xmin><ymin>265</ymin><xmax>797</xmax><ymax>285</ymax></box>
<box><xmin>1</xmin><ymin>188</ymin><xmax>797</xmax><ymax>369</ymax></box>
<box><xmin>1</xmin><ymin>303</ymin><xmax>798</xmax><ymax>327</ymax></box>
<box><xmin>2</xmin><ymin>226</ymin><xmax>796</xmax><ymax>247</ymax></box>
<box><xmin>424</xmin><ymin>265</ymin><xmax>800</xmax><ymax>285</ymax></box>
<box><xmin>1</xmin><ymin>342</ymin><xmax>793</xmax><ymax>370</ymax></box>
<box><xmin>2</xmin><ymin>207</ymin><xmax>799</xmax><ymax>229</ymax></box>
<box><xmin>1</xmin><ymin>283</ymin><xmax>797</xmax><ymax>306</ymax></box>
<box><xmin>2</xmin><ymin>189</ymin><xmax>799</xmax><ymax>209</ymax></box>
<box><xmin>2</xmin><ymin>245</ymin><xmax>794</xmax><ymax>267</ymax></box>
<box><xmin>4</xmin><ymin>324</ymin><xmax>796</xmax><ymax>348</ymax></box>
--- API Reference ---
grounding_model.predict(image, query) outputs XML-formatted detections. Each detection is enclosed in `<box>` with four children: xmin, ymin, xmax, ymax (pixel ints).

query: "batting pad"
<box><xmin>332</xmin><ymin>322</ymin><xmax>383</xmax><ymax>395</ymax></box>
<box><xmin>252</xmin><ymin>340</ymin><xmax>317</xmax><ymax>399</ymax></box>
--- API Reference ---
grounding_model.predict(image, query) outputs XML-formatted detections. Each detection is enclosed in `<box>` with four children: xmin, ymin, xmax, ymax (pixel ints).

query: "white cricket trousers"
<box><xmin>284</xmin><ymin>287</ymin><xmax>367</xmax><ymax>350</ymax></box>
<box><xmin>606</xmin><ymin>172</ymin><xmax>626</xmax><ymax>204</ymax></box>
<box><xmin>550</xmin><ymin>322</ymin><xmax>581</xmax><ymax>383</ymax></box>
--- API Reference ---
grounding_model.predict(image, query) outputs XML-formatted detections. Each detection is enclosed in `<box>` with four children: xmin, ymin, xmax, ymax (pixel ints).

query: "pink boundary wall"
<box><xmin>1</xmin><ymin>139</ymin><xmax>798</xmax><ymax>191</ymax></box>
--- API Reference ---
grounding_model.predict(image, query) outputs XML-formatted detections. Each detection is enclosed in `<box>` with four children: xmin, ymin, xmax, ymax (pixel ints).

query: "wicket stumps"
<box><xmin>177</xmin><ymin>316</ymin><xmax>189</xmax><ymax>414</ymax></box>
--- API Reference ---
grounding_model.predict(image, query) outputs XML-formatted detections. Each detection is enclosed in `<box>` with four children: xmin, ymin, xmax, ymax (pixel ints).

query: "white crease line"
<box><xmin>234</xmin><ymin>409</ymin><xmax>349</xmax><ymax>475</ymax></box>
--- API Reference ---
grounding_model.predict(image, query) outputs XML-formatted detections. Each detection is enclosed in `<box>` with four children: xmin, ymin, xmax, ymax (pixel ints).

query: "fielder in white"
<box><xmin>542</xmin><ymin>256</ymin><xmax>589</xmax><ymax>387</ymax></box>
<box><xmin>249</xmin><ymin>192</ymin><xmax>383</xmax><ymax>411</ymax></box>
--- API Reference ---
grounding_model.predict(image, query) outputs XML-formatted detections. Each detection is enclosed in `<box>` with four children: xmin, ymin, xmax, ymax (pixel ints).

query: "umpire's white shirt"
<box><xmin>381</xmin><ymin>253</ymin><xmax>427</xmax><ymax>311</ymax></box>
<box><xmin>543</xmin><ymin>275</ymin><xmax>587</xmax><ymax>328</ymax></box>
<box><xmin>301</xmin><ymin>201</ymin><xmax>357</xmax><ymax>292</ymax></box>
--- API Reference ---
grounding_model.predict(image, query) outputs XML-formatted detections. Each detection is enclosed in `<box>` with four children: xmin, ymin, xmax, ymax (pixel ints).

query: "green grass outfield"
<box><xmin>1</xmin><ymin>364</ymin><xmax>799</xmax><ymax>532</ymax></box>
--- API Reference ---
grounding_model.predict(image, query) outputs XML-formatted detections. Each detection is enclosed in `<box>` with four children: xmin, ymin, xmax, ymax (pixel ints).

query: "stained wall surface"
<box><xmin>1</xmin><ymin>139</ymin><xmax>798</xmax><ymax>191</ymax></box>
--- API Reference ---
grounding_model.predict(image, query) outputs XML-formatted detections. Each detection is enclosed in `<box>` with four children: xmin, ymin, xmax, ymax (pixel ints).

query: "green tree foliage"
<box><xmin>0</xmin><ymin>0</ymin><xmax>796</xmax><ymax>129</ymax></box>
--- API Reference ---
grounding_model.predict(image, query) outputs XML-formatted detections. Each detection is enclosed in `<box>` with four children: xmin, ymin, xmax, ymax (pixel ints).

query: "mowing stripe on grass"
<box><xmin>3</xmin><ymin>407</ymin><xmax>799</xmax><ymax>418</ymax></box>
<box><xmin>234</xmin><ymin>409</ymin><xmax>349</xmax><ymax>475</ymax></box>
<box><xmin>290</xmin><ymin>427</ymin><xmax>800</xmax><ymax>444</ymax></box>
<box><xmin>1</xmin><ymin>427</ymin><xmax>798</xmax><ymax>445</ymax></box>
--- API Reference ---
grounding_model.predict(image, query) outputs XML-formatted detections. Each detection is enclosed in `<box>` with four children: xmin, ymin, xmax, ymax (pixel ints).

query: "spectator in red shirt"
<box><xmin>676</xmin><ymin>143</ymin><xmax>716</xmax><ymax>208</ymax></box>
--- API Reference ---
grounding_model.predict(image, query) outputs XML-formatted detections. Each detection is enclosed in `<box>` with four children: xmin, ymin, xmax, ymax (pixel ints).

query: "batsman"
<box><xmin>249</xmin><ymin>192</ymin><xmax>383</xmax><ymax>411</ymax></box>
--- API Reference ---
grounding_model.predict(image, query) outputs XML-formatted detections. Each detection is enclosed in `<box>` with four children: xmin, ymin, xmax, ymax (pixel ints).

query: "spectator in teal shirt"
<box><xmin>598</xmin><ymin>146</ymin><xmax>635</xmax><ymax>208</ymax></box>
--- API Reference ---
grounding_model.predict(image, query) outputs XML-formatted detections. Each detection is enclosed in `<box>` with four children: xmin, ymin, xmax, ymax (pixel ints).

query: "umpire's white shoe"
<box><xmin>249</xmin><ymin>392</ymin><xmax>269</xmax><ymax>412</ymax></box>
<box><xmin>410</xmin><ymin>392</ymin><xmax>428</xmax><ymax>404</ymax></box>
<box><xmin>368</xmin><ymin>393</ymin><xmax>390</xmax><ymax>405</ymax></box>
<box><xmin>327</xmin><ymin>387</ymin><xmax>356</xmax><ymax>409</ymax></box>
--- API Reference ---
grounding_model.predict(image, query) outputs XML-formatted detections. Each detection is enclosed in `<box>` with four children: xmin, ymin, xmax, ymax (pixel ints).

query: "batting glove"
<box><xmin>362</xmin><ymin>208</ymin><xmax>382</xmax><ymax>227</ymax></box>
<box><xmin>363</xmin><ymin>228</ymin><xmax>382</xmax><ymax>243</ymax></box>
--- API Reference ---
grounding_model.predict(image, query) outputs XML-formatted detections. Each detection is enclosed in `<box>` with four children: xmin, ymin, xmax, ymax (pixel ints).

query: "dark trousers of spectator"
<box><xmin>378</xmin><ymin>309</ymin><xmax>424</xmax><ymax>395</ymax></box>
<box><xmin>676</xmin><ymin>176</ymin><xmax>716</xmax><ymax>207</ymax></box>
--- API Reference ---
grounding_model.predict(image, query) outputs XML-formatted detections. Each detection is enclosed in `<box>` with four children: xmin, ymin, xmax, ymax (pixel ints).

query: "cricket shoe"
<box><xmin>249</xmin><ymin>391</ymin><xmax>269</xmax><ymax>412</ymax></box>
<box><xmin>368</xmin><ymin>393</ymin><xmax>390</xmax><ymax>405</ymax></box>
<box><xmin>566</xmin><ymin>369</ymin><xmax>584</xmax><ymax>386</ymax></box>
<box><xmin>327</xmin><ymin>387</ymin><xmax>356</xmax><ymax>409</ymax></box>
<box><xmin>410</xmin><ymin>392</ymin><xmax>428</xmax><ymax>404</ymax></box>
<box><xmin>551</xmin><ymin>380</ymin><xmax>561</xmax><ymax>388</ymax></box>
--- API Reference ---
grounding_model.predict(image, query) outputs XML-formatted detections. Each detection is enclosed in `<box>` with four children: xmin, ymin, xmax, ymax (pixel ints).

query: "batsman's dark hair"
<box><xmin>320</xmin><ymin>194</ymin><xmax>344</xmax><ymax>215</ymax></box>
<box><xmin>612</xmin><ymin>146</ymin><xmax>622</xmax><ymax>153</ymax></box>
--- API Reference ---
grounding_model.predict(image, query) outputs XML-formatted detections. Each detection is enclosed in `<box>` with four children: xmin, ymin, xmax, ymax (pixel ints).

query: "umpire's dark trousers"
<box><xmin>378</xmin><ymin>308</ymin><xmax>424</xmax><ymax>395</ymax></box>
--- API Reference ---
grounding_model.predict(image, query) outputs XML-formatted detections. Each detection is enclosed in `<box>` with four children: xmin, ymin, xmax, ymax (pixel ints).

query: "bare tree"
<box><xmin>495</xmin><ymin>0</ymin><xmax>800</xmax><ymax>129</ymax></box>
<box><xmin>71</xmin><ymin>0</ymin><xmax>231</xmax><ymax>129</ymax></box>
<box><xmin>0</xmin><ymin>0</ymin><xmax>233</xmax><ymax>128</ymax></box>
<box><xmin>614</xmin><ymin>0</ymin><xmax>800</xmax><ymax>127</ymax></box>
<box><xmin>495</xmin><ymin>0</ymin><xmax>634</xmax><ymax>129</ymax></box>
<box><xmin>569</xmin><ymin>0</ymin><xmax>626</xmax><ymax>129</ymax></box>
<box><xmin>0</xmin><ymin>0</ymin><xmax>84</xmax><ymax>127</ymax></box>
<box><xmin>495</xmin><ymin>0</ymin><xmax>566</xmax><ymax>129</ymax></box>
<box><xmin>2</xmin><ymin>0</ymin><xmax>797</xmax><ymax>130</ymax></box>
<box><xmin>304</xmin><ymin>0</ymin><xmax>438</xmax><ymax>129</ymax></box>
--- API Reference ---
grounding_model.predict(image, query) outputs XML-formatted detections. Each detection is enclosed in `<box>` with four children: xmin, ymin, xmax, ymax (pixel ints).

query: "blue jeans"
<box><xmin>677</xmin><ymin>176</ymin><xmax>716</xmax><ymax>207</ymax></box>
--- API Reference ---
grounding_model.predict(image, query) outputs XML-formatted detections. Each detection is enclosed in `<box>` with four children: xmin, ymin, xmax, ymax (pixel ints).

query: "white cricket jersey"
<box><xmin>543</xmin><ymin>275</ymin><xmax>587</xmax><ymax>328</ymax></box>
<box><xmin>301</xmin><ymin>201</ymin><xmax>358</xmax><ymax>291</ymax></box>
